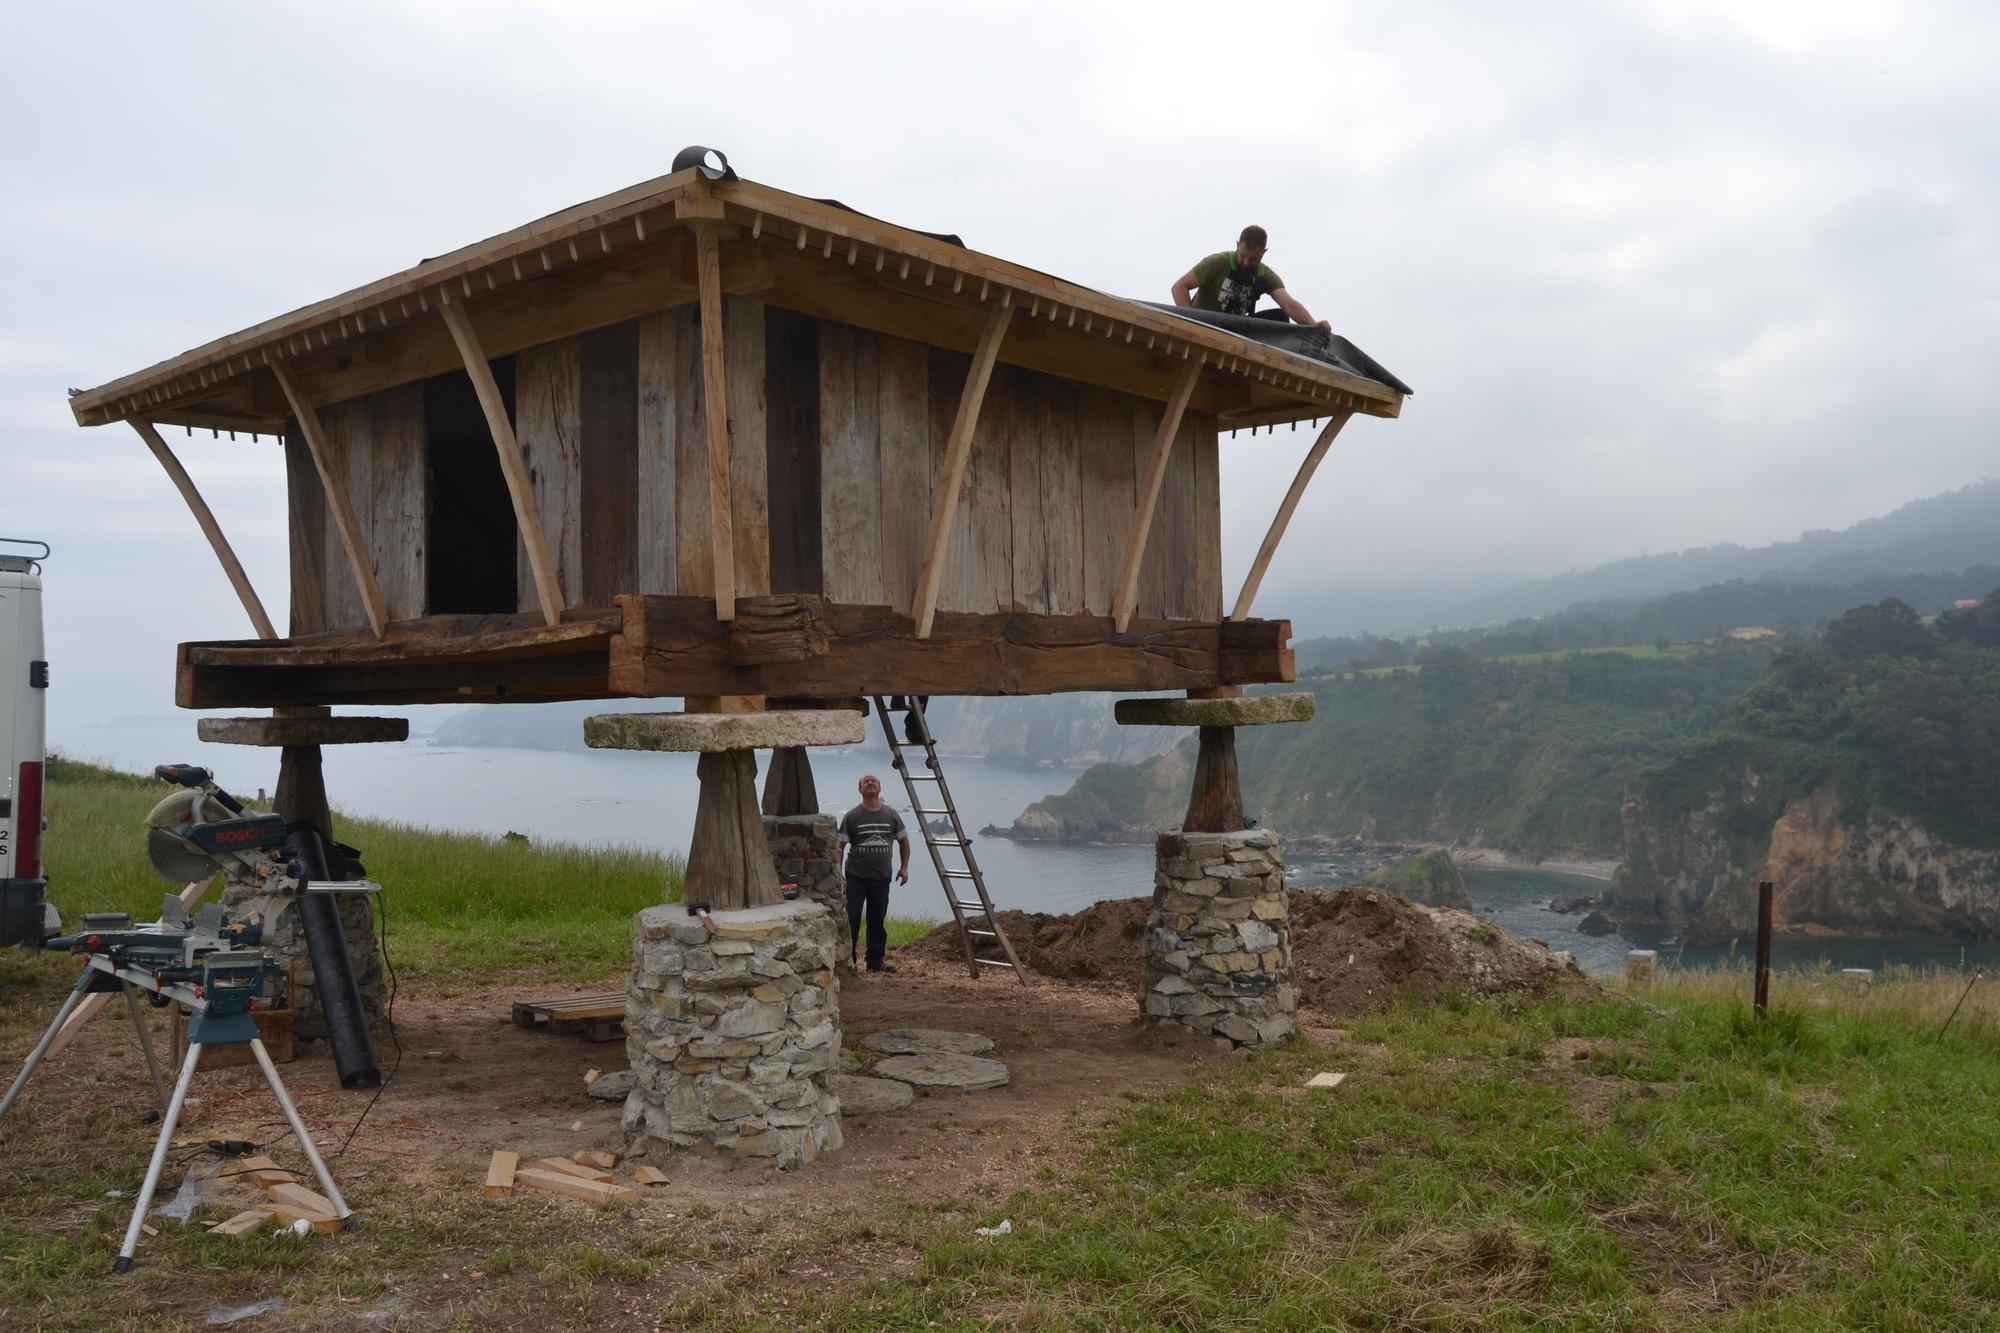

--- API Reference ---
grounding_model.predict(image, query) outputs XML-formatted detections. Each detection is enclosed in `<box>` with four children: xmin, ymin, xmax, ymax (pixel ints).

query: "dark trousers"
<box><xmin>845</xmin><ymin>874</ymin><xmax>892</xmax><ymax>969</ymax></box>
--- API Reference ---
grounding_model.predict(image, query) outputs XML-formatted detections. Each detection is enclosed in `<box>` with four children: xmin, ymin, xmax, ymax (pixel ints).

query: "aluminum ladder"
<box><xmin>870</xmin><ymin>696</ymin><xmax>1027</xmax><ymax>984</ymax></box>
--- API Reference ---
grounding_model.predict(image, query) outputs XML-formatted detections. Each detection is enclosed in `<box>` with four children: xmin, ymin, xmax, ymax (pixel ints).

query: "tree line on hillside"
<box><xmin>1297</xmin><ymin>567</ymin><xmax>1999</xmax><ymax>674</ymax></box>
<box><xmin>1634</xmin><ymin>591</ymin><xmax>2000</xmax><ymax>849</ymax></box>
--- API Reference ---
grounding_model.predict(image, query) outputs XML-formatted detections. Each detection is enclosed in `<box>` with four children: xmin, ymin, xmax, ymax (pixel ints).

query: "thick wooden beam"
<box><xmin>1113</xmin><ymin>356</ymin><xmax>1204</xmax><ymax>633</ymax></box>
<box><xmin>174</xmin><ymin>596</ymin><xmax>1293</xmax><ymax>707</ymax></box>
<box><xmin>694</xmin><ymin>222</ymin><xmax>736</xmax><ymax>621</ymax></box>
<box><xmin>269</xmin><ymin>360</ymin><xmax>390</xmax><ymax>638</ymax></box>
<box><xmin>912</xmin><ymin>299</ymin><xmax>1014</xmax><ymax>639</ymax></box>
<box><xmin>438</xmin><ymin>293</ymin><xmax>567</xmax><ymax>627</ymax></box>
<box><xmin>128</xmin><ymin>420</ymin><xmax>278</xmax><ymax>640</ymax></box>
<box><xmin>1230</xmin><ymin>412</ymin><xmax>1353</xmax><ymax>621</ymax></box>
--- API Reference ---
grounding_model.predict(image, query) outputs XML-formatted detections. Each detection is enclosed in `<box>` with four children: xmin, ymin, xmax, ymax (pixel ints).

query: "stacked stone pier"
<box><xmin>1113</xmin><ymin>690</ymin><xmax>1315</xmax><ymax>1049</ymax></box>
<box><xmin>584</xmin><ymin>704</ymin><xmax>864</xmax><ymax>1169</ymax></box>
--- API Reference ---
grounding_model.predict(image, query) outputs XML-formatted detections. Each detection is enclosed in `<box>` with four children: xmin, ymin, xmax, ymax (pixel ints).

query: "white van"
<box><xmin>1</xmin><ymin>539</ymin><xmax>50</xmax><ymax>945</ymax></box>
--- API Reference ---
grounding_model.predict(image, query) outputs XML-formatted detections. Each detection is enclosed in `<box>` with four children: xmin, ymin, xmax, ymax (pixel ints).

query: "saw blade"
<box><xmin>146</xmin><ymin>827</ymin><xmax>225</xmax><ymax>885</ymax></box>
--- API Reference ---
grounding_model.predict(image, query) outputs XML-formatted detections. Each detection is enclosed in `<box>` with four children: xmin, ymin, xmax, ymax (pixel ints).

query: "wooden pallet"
<box><xmin>511</xmin><ymin>992</ymin><xmax>626</xmax><ymax>1042</ymax></box>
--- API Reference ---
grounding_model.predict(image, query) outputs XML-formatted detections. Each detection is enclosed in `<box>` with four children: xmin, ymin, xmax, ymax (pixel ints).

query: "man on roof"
<box><xmin>1171</xmin><ymin>226</ymin><xmax>1330</xmax><ymax>332</ymax></box>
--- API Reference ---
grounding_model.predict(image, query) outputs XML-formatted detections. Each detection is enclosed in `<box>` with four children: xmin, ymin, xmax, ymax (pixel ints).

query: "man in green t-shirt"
<box><xmin>1171</xmin><ymin>225</ymin><xmax>1330</xmax><ymax>331</ymax></box>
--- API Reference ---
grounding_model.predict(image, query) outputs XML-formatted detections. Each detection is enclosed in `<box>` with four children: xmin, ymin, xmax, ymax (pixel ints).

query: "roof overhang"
<box><xmin>70</xmin><ymin>169</ymin><xmax>1405</xmax><ymax>438</ymax></box>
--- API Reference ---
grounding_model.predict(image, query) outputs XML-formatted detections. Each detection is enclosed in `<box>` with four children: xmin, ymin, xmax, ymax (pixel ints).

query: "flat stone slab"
<box><xmin>586</xmin><ymin>1069</ymin><xmax>637</xmax><ymax>1102</ymax></box>
<box><xmin>1113</xmin><ymin>692</ymin><xmax>1315</xmax><ymax>728</ymax></box>
<box><xmin>873</xmin><ymin>1052</ymin><xmax>1010</xmax><ymax>1093</ymax></box>
<box><xmin>197</xmin><ymin>715</ymin><xmax>409</xmax><ymax>746</ymax></box>
<box><xmin>827</xmin><ymin>1072</ymin><xmax>915</xmax><ymax>1115</ymax></box>
<box><xmin>584</xmin><ymin>709</ymin><xmax>864</xmax><ymax>752</ymax></box>
<box><xmin>859</xmin><ymin>1028</ymin><xmax>996</xmax><ymax>1056</ymax></box>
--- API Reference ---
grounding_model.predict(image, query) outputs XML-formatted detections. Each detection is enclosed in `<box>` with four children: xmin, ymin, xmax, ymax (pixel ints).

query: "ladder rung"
<box><xmin>942</xmin><ymin>869</ymin><xmax>978</xmax><ymax>879</ymax></box>
<box><xmin>905</xmin><ymin>774</ymin><xmax>941</xmax><ymax>782</ymax></box>
<box><xmin>916</xmin><ymin>808</ymin><xmax>951</xmax><ymax>816</ymax></box>
<box><xmin>965</xmin><ymin>928</ymin><xmax>998</xmax><ymax>939</ymax></box>
<box><xmin>974</xmin><ymin>957</ymin><xmax>1017</xmax><ymax>969</ymax></box>
<box><xmin>952</xmin><ymin>899</ymin><xmax>989</xmax><ymax>912</ymax></box>
<box><xmin>930</xmin><ymin>837</ymin><xmax>966</xmax><ymax>847</ymax></box>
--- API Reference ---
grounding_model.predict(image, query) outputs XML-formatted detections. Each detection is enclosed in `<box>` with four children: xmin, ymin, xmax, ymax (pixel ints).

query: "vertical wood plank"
<box><xmin>1115</xmin><ymin>358</ymin><xmax>1203</xmax><ymax>631</ymax></box>
<box><xmin>284</xmin><ymin>428</ymin><xmax>328</xmax><ymax>636</ymax></box>
<box><xmin>579</xmin><ymin>320</ymin><xmax>640</xmax><ymax>605</ymax></box>
<box><xmin>1035</xmin><ymin>376</ymin><xmax>1086</xmax><ymax>616</ymax></box>
<box><xmin>817</xmin><ymin>321</ymin><xmax>883</xmax><ymax>604</ymax></box>
<box><xmin>1137</xmin><ymin>408</ymin><xmax>1198</xmax><ymax>621</ymax></box>
<box><xmin>1006</xmin><ymin>368</ymin><xmax>1050</xmax><ymax>613</ymax></box>
<box><xmin>876</xmin><ymin>335</ymin><xmax>932</xmax><ymax>616</ymax></box>
<box><xmin>673</xmin><ymin>305</ymin><xmax>713</xmax><ymax>597</ymax></box>
<box><xmin>317</xmin><ymin>396</ymin><xmax>372</xmax><ymax>632</ymax></box>
<box><xmin>1190</xmin><ymin>410</ymin><xmax>1223</xmax><ymax>620</ymax></box>
<box><xmin>1078</xmin><ymin>386</ymin><xmax>1136</xmax><ymax>617</ymax></box>
<box><xmin>635</xmin><ymin>311</ymin><xmax>678</xmax><ymax>596</ymax></box>
<box><xmin>516</xmin><ymin>337</ymin><xmax>584</xmax><ymax>608</ymax></box>
<box><xmin>367</xmin><ymin>382</ymin><xmax>427</xmax><ymax>620</ymax></box>
<box><xmin>725</xmin><ymin>296</ymin><xmax>770</xmax><ymax>598</ymax></box>
<box><xmin>695</xmin><ymin>224</ymin><xmax>735</xmax><ymax>619</ymax></box>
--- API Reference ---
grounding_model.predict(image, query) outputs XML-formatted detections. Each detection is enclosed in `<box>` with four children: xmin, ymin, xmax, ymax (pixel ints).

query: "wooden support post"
<box><xmin>695</xmin><ymin>222</ymin><xmax>736</xmax><ymax>621</ymax></box>
<box><xmin>761</xmin><ymin>747</ymin><xmax>819</xmax><ymax>817</ymax></box>
<box><xmin>684</xmin><ymin>750</ymin><xmax>784</xmax><ymax>911</ymax></box>
<box><xmin>1229</xmin><ymin>411</ymin><xmax>1353</xmax><ymax>622</ymax></box>
<box><xmin>128</xmin><ymin>421</ymin><xmax>277</xmax><ymax>640</ymax></box>
<box><xmin>270</xmin><ymin>360</ymin><xmax>390</xmax><ymax>638</ymax></box>
<box><xmin>438</xmin><ymin>293</ymin><xmax>567</xmax><ymax>627</ymax></box>
<box><xmin>1754</xmin><ymin>879</ymin><xmax>1774</xmax><ymax>1016</ymax></box>
<box><xmin>1183</xmin><ymin>725</ymin><xmax>1245</xmax><ymax>833</ymax></box>
<box><xmin>1114</xmin><ymin>357</ymin><xmax>1204</xmax><ymax>633</ymax></box>
<box><xmin>912</xmin><ymin>300</ymin><xmax>1014</xmax><ymax>639</ymax></box>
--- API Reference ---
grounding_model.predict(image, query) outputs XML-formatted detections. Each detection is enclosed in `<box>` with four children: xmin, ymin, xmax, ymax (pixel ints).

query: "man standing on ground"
<box><xmin>838</xmin><ymin>773</ymin><xmax>910</xmax><ymax>974</ymax></box>
<box><xmin>1171</xmin><ymin>225</ymin><xmax>1331</xmax><ymax>331</ymax></box>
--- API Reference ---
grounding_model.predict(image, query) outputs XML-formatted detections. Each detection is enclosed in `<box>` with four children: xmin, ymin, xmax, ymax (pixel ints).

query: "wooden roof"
<box><xmin>69</xmin><ymin>167</ymin><xmax>1405</xmax><ymax>437</ymax></box>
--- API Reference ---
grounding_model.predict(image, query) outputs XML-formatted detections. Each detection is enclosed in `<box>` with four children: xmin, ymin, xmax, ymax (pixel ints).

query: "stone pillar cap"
<box><xmin>584</xmin><ymin>709</ymin><xmax>864</xmax><ymax>752</ymax></box>
<box><xmin>1113</xmin><ymin>692</ymin><xmax>1314</xmax><ymax>727</ymax></box>
<box><xmin>197</xmin><ymin>716</ymin><xmax>409</xmax><ymax>746</ymax></box>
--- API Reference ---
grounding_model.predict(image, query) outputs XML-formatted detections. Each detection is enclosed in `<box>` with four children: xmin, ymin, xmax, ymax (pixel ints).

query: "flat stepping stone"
<box><xmin>586</xmin><ymin>1069</ymin><xmax>636</xmax><ymax>1102</ymax></box>
<box><xmin>827</xmin><ymin>1073</ymin><xmax>915</xmax><ymax>1115</ymax></box>
<box><xmin>1113</xmin><ymin>692</ymin><xmax>1314</xmax><ymax>728</ymax></box>
<box><xmin>859</xmin><ymin>1028</ymin><xmax>996</xmax><ymax>1056</ymax></box>
<box><xmin>873</xmin><ymin>1052</ymin><xmax>1010</xmax><ymax>1093</ymax></box>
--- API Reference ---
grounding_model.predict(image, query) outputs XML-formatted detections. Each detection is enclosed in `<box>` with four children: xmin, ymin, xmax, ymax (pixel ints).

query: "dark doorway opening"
<box><xmin>425</xmin><ymin>361</ymin><xmax>520</xmax><ymax>615</ymax></box>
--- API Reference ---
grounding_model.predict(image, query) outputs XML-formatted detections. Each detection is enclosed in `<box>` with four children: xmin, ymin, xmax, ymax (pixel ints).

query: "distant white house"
<box><xmin>1728</xmin><ymin>626</ymin><xmax>1778</xmax><ymax>640</ymax></box>
<box><xmin>1954</xmin><ymin>598</ymin><xmax>1985</xmax><ymax>610</ymax></box>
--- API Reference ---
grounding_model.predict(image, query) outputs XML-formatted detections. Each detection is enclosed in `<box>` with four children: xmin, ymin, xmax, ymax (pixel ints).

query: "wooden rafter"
<box><xmin>269</xmin><ymin>360</ymin><xmax>390</xmax><ymax>638</ymax></box>
<box><xmin>437</xmin><ymin>292</ymin><xmax>567</xmax><ymax>627</ymax></box>
<box><xmin>128</xmin><ymin>420</ymin><xmax>277</xmax><ymax>640</ymax></box>
<box><xmin>912</xmin><ymin>299</ymin><xmax>1014</xmax><ymax>639</ymax></box>
<box><xmin>695</xmin><ymin>221</ymin><xmax>736</xmax><ymax>621</ymax></box>
<box><xmin>1113</xmin><ymin>356</ymin><xmax>1205</xmax><ymax>633</ymax></box>
<box><xmin>1229</xmin><ymin>412</ymin><xmax>1353</xmax><ymax>621</ymax></box>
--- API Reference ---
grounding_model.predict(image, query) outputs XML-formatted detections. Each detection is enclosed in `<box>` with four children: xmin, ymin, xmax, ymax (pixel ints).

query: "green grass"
<box><xmin>716</xmin><ymin>968</ymin><xmax>2000</xmax><ymax>1330</ymax></box>
<box><xmin>39</xmin><ymin>755</ymin><xmax>929</xmax><ymax>986</ymax></box>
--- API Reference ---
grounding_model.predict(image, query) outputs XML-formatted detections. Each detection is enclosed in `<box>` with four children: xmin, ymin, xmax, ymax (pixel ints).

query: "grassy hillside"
<box><xmin>1016</xmin><ymin>643</ymin><xmax>1777</xmax><ymax>856</ymax></box>
<box><xmin>38</xmin><ymin>758</ymin><xmax>925</xmax><ymax>986</ymax></box>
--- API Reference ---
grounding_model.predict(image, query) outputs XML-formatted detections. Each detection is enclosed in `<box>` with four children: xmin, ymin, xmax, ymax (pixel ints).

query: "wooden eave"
<box><xmin>70</xmin><ymin>171</ymin><xmax>1402</xmax><ymax>438</ymax></box>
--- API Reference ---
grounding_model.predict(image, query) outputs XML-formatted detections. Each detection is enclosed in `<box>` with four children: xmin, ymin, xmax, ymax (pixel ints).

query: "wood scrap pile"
<box><xmin>482</xmin><ymin>1148</ymin><xmax>668</xmax><ymax>1208</ymax></box>
<box><xmin>204</xmin><ymin>1155</ymin><xmax>343</xmax><ymax>1238</ymax></box>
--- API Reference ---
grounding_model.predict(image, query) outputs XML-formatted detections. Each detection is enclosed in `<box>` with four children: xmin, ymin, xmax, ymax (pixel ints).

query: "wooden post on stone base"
<box><xmin>584</xmin><ymin>706</ymin><xmax>865</xmax><ymax>911</ymax></box>
<box><xmin>1114</xmin><ymin>691</ymin><xmax>1317</xmax><ymax>832</ymax></box>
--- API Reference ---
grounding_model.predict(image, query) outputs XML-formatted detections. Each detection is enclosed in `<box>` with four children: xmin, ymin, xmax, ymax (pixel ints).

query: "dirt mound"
<box><xmin>902</xmin><ymin>887</ymin><xmax>1590</xmax><ymax>1018</ymax></box>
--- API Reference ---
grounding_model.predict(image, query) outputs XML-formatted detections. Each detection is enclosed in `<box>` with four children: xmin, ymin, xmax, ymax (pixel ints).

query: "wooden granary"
<box><xmin>70</xmin><ymin>149</ymin><xmax>1408</xmax><ymax>709</ymax></box>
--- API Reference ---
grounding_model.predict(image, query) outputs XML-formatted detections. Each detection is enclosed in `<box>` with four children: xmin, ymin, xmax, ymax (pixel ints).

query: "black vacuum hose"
<box><xmin>284</xmin><ymin>828</ymin><xmax>381</xmax><ymax>1089</ymax></box>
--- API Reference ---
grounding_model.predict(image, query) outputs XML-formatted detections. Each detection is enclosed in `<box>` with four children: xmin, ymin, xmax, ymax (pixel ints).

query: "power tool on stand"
<box><xmin>143</xmin><ymin>764</ymin><xmax>383</xmax><ymax>1090</ymax></box>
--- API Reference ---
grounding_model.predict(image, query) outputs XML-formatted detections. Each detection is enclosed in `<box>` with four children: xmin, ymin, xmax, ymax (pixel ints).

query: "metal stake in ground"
<box><xmin>1754</xmin><ymin>880</ymin><xmax>1774</xmax><ymax>1017</ymax></box>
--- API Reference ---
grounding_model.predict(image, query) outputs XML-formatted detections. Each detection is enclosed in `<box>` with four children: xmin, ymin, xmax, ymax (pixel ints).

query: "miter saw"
<box><xmin>141</xmin><ymin>764</ymin><xmax>382</xmax><ymax>1092</ymax></box>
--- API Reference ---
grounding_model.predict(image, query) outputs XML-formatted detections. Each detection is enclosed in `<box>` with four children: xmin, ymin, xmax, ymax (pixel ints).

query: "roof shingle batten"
<box><xmin>69</xmin><ymin>170</ymin><xmax>1404</xmax><ymax>437</ymax></box>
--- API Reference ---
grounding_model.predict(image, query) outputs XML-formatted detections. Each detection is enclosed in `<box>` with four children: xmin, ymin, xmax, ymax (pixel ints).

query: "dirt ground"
<box><xmin>1</xmin><ymin>954</ymin><xmax>1222</xmax><ymax>1329</ymax></box>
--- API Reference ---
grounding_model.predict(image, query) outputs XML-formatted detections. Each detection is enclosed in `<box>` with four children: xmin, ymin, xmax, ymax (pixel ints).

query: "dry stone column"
<box><xmin>197</xmin><ymin>707</ymin><xmax>405</xmax><ymax>1038</ymax></box>
<box><xmin>759</xmin><ymin>698</ymin><xmax>864</xmax><ymax>968</ymax></box>
<box><xmin>1113</xmin><ymin>691</ymin><xmax>1315</xmax><ymax>1049</ymax></box>
<box><xmin>584</xmin><ymin>705</ymin><xmax>864</xmax><ymax>1169</ymax></box>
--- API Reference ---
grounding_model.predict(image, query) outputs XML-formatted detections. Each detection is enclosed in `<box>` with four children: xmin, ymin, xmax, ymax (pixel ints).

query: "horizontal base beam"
<box><xmin>196</xmin><ymin>716</ymin><xmax>410</xmax><ymax>746</ymax></box>
<box><xmin>175</xmin><ymin>597</ymin><xmax>1293</xmax><ymax>708</ymax></box>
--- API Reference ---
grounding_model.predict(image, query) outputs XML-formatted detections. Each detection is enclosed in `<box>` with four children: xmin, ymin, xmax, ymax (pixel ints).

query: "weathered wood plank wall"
<box><xmin>284</xmin><ymin>298</ymin><xmax>1222</xmax><ymax>635</ymax></box>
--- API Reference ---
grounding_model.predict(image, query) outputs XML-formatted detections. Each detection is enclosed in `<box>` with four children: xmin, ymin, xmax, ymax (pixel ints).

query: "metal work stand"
<box><xmin>2</xmin><ymin>962</ymin><xmax>353</xmax><ymax>1272</ymax></box>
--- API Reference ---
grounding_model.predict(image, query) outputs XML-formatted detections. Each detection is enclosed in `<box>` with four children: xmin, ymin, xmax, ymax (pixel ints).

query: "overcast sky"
<box><xmin>5</xmin><ymin>0</ymin><xmax>1996</xmax><ymax>742</ymax></box>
